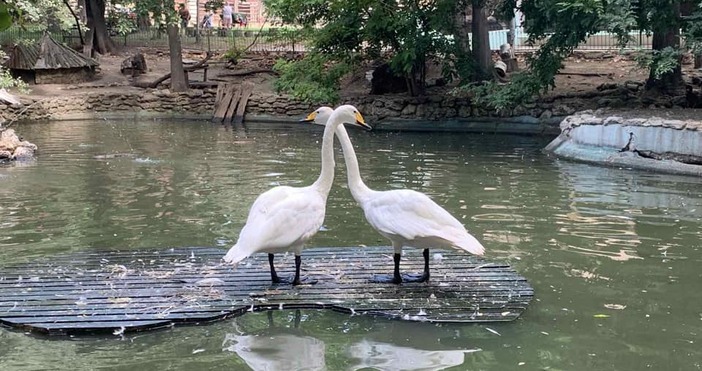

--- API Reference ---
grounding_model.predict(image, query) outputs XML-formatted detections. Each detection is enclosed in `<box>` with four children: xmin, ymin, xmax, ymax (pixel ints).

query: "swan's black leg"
<box><xmin>269</xmin><ymin>253</ymin><xmax>281</xmax><ymax>283</ymax></box>
<box><xmin>371</xmin><ymin>253</ymin><xmax>403</xmax><ymax>284</ymax></box>
<box><xmin>292</xmin><ymin>255</ymin><xmax>302</xmax><ymax>285</ymax></box>
<box><xmin>400</xmin><ymin>249</ymin><xmax>430</xmax><ymax>283</ymax></box>
<box><xmin>292</xmin><ymin>255</ymin><xmax>317</xmax><ymax>286</ymax></box>
<box><xmin>270</xmin><ymin>253</ymin><xmax>316</xmax><ymax>285</ymax></box>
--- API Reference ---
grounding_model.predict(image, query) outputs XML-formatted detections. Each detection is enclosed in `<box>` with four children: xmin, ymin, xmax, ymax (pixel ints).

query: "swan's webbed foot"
<box><xmin>270</xmin><ymin>273</ymin><xmax>317</xmax><ymax>285</ymax></box>
<box><xmin>292</xmin><ymin>275</ymin><xmax>318</xmax><ymax>286</ymax></box>
<box><xmin>400</xmin><ymin>271</ymin><xmax>430</xmax><ymax>283</ymax></box>
<box><xmin>371</xmin><ymin>252</ymin><xmax>403</xmax><ymax>284</ymax></box>
<box><xmin>404</xmin><ymin>248</ymin><xmax>430</xmax><ymax>283</ymax></box>
<box><xmin>370</xmin><ymin>273</ymin><xmax>403</xmax><ymax>284</ymax></box>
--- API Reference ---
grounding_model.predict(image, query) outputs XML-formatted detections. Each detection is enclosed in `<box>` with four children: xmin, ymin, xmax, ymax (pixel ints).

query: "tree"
<box><xmin>471</xmin><ymin>0</ymin><xmax>492</xmax><ymax>81</ymax></box>
<box><xmin>637</xmin><ymin>0</ymin><xmax>686</xmax><ymax>93</ymax></box>
<box><xmin>472</xmin><ymin>0</ymin><xmax>702</xmax><ymax>110</ymax></box>
<box><xmin>135</xmin><ymin>0</ymin><xmax>187</xmax><ymax>92</ymax></box>
<box><xmin>265</xmin><ymin>0</ymin><xmax>486</xmax><ymax>100</ymax></box>
<box><xmin>85</xmin><ymin>0</ymin><xmax>118</xmax><ymax>55</ymax></box>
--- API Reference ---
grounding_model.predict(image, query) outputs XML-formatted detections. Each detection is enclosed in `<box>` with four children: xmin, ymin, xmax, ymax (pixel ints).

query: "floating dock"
<box><xmin>0</xmin><ymin>247</ymin><xmax>533</xmax><ymax>336</ymax></box>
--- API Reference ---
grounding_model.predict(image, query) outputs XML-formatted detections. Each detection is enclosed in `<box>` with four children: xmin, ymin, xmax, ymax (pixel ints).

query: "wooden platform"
<box><xmin>0</xmin><ymin>247</ymin><xmax>533</xmax><ymax>336</ymax></box>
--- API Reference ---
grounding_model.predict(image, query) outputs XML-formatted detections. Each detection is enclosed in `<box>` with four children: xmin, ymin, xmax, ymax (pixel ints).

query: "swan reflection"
<box><xmin>223</xmin><ymin>332</ymin><xmax>326</xmax><ymax>371</ymax></box>
<box><xmin>223</xmin><ymin>311</ymin><xmax>326</xmax><ymax>371</ymax></box>
<box><xmin>348</xmin><ymin>339</ymin><xmax>478</xmax><ymax>371</ymax></box>
<box><xmin>224</xmin><ymin>311</ymin><xmax>483</xmax><ymax>371</ymax></box>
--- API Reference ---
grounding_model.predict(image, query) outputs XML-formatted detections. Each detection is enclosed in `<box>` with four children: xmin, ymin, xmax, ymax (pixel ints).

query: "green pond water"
<box><xmin>0</xmin><ymin>119</ymin><xmax>700</xmax><ymax>371</ymax></box>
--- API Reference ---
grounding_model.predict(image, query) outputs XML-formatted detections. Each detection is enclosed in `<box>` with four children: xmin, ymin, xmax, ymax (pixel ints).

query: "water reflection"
<box><xmin>553</xmin><ymin>160</ymin><xmax>702</xmax><ymax>261</ymax></box>
<box><xmin>347</xmin><ymin>339</ymin><xmax>477</xmax><ymax>371</ymax></box>
<box><xmin>223</xmin><ymin>311</ymin><xmax>487</xmax><ymax>371</ymax></box>
<box><xmin>223</xmin><ymin>311</ymin><xmax>326</xmax><ymax>371</ymax></box>
<box><xmin>1</xmin><ymin>120</ymin><xmax>701</xmax><ymax>371</ymax></box>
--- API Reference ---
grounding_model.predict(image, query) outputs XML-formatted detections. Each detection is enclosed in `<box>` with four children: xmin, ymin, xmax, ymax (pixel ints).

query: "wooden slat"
<box><xmin>212</xmin><ymin>84</ymin><xmax>236</xmax><ymax>122</ymax></box>
<box><xmin>0</xmin><ymin>246</ymin><xmax>534</xmax><ymax>336</ymax></box>
<box><xmin>223</xmin><ymin>86</ymin><xmax>242</xmax><ymax>124</ymax></box>
<box><xmin>233</xmin><ymin>82</ymin><xmax>254</xmax><ymax>124</ymax></box>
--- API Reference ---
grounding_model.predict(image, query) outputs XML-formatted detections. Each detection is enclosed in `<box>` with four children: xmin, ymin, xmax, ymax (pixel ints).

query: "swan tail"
<box><xmin>454</xmin><ymin>233</ymin><xmax>486</xmax><ymax>256</ymax></box>
<box><xmin>222</xmin><ymin>244</ymin><xmax>250</xmax><ymax>264</ymax></box>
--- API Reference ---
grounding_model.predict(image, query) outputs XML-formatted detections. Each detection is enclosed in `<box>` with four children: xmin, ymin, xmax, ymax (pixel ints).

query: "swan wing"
<box><xmin>225</xmin><ymin>186</ymin><xmax>325</xmax><ymax>262</ymax></box>
<box><xmin>363</xmin><ymin>189</ymin><xmax>485</xmax><ymax>255</ymax></box>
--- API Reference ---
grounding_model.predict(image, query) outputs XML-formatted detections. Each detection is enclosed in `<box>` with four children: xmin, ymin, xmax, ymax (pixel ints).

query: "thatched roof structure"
<box><xmin>6</xmin><ymin>33</ymin><xmax>98</xmax><ymax>71</ymax></box>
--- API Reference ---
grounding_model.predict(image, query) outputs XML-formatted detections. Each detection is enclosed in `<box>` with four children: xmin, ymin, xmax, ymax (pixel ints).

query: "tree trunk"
<box><xmin>85</xmin><ymin>0</ymin><xmax>117</xmax><ymax>55</ymax></box>
<box><xmin>137</xmin><ymin>14</ymin><xmax>151</xmax><ymax>31</ymax></box>
<box><xmin>167</xmin><ymin>24</ymin><xmax>188</xmax><ymax>92</ymax></box>
<box><xmin>646</xmin><ymin>3</ymin><xmax>683</xmax><ymax>94</ymax></box>
<box><xmin>454</xmin><ymin>4</ymin><xmax>470</xmax><ymax>54</ymax></box>
<box><xmin>471</xmin><ymin>2</ymin><xmax>492</xmax><ymax>81</ymax></box>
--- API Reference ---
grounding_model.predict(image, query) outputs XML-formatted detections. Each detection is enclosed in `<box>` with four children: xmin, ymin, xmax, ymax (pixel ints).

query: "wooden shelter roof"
<box><xmin>6</xmin><ymin>33</ymin><xmax>98</xmax><ymax>71</ymax></box>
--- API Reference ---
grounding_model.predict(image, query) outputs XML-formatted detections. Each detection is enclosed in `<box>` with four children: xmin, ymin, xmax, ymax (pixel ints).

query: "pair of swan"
<box><xmin>223</xmin><ymin>105</ymin><xmax>485</xmax><ymax>285</ymax></box>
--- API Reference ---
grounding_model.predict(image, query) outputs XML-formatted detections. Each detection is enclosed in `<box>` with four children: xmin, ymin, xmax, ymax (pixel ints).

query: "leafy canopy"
<box><xmin>264</xmin><ymin>0</ymin><xmax>472</xmax><ymax>102</ymax></box>
<box><xmin>476</xmin><ymin>0</ymin><xmax>702</xmax><ymax>111</ymax></box>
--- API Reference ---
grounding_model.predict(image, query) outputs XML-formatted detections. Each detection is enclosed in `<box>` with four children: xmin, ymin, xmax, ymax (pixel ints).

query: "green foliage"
<box><xmin>265</xmin><ymin>27</ymin><xmax>309</xmax><ymax>51</ymax></box>
<box><xmin>0</xmin><ymin>3</ymin><xmax>13</xmax><ymax>31</ymax></box>
<box><xmin>634</xmin><ymin>47</ymin><xmax>681</xmax><ymax>79</ymax></box>
<box><xmin>222</xmin><ymin>46</ymin><xmax>243</xmax><ymax>63</ymax></box>
<box><xmin>474</xmin><ymin>0</ymin><xmax>702</xmax><ymax>109</ymax></box>
<box><xmin>107</xmin><ymin>7</ymin><xmax>137</xmax><ymax>36</ymax></box>
<box><xmin>0</xmin><ymin>67</ymin><xmax>29</xmax><ymax>92</ymax></box>
<box><xmin>683</xmin><ymin>3</ymin><xmax>702</xmax><ymax>54</ymax></box>
<box><xmin>7</xmin><ymin>0</ymin><xmax>75</xmax><ymax>30</ymax></box>
<box><xmin>265</xmin><ymin>0</ymin><xmax>475</xmax><ymax>97</ymax></box>
<box><xmin>134</xmin><ymin>0</ymin><xmax>179</xmax><ymax>26</ymax></box>
<box><xmin>273</xmin><ymin>53</ymin><xmax>350</xmax><ymax>104</ymax></box>
<box><xmin>204</xmin><ymin>0</ymin><xmax>224</xmax><ymax>12</ymax></box>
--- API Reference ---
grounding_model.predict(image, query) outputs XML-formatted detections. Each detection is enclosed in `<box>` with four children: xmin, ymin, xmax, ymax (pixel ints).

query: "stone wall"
<box><xmin>0</xmin><ymin>86</ymin><xmax>612</xmax><ymax>134</ymax></box>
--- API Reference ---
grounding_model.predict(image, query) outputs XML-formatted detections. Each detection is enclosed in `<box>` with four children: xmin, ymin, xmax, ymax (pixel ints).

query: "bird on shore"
<box><xmin>223</xmin><ymin>105</ymin><xmax>371</xmax><ymax>285</ymax></box>
<box><xmin>307</xmin><ymin>107</ymin><xmax>485</xmax><ymax>284</ymax></box>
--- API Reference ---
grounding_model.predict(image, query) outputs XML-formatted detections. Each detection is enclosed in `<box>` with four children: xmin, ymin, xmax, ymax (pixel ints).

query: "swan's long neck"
<box><xmin>335</xmin><ymin>125</ymin><xmax>373</xmax><ymax>203</ymax></box>
<box><xmin>312</xmin><ymin>120</ymin><xmax>337</xmax><ymax>196</ymax></box>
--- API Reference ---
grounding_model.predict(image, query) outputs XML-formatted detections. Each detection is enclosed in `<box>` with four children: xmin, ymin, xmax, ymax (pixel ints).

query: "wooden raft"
<box><xmin>0</xmin><ymin>247</ymin><xmax>533</xmax><ymax>336</ymax></box>
<box><xmin>212</xmin><ymin>81</ymin><xmax>254</xmax><ymax>124</ymax></box>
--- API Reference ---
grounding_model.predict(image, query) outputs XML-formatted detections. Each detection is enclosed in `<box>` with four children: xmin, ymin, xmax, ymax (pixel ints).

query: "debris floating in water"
<box><xmin>113</xmin><ymin>326</ymin><xmax>126</xmax><ymax>336</ymax></box>
<box><xmin>485</xmin><ymin>327</ymin><xmax>501</xmax><ymax>336</ymax></box>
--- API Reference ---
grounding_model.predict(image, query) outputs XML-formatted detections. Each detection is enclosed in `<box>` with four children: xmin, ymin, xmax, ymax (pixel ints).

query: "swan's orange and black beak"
<box><xmin>300</xmin><ymin>112</ymin><xmax>317</xmax><ymax>123</ymax></box>
<box><xmin>355</xmin><ymin>111</ymin><xmax>373</xmax><ymax>131</ymax></box>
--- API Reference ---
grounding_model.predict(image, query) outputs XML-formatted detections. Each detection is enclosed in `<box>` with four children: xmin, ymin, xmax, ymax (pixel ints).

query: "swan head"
<box><xmin>300</xmin><ymin>106</ymin><xmax>333</xmax><ymax>126</ymax></box>
<box><xmin>301</xmin><ymin>105</ymin><xmax>372</xmax><ymax>131</ymax></box>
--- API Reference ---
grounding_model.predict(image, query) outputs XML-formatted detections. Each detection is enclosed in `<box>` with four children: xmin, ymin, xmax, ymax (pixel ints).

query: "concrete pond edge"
<box><xmin>545</xmin><ymin>110</ymin><xmax>702</xmax><ymax>177</ymax></box>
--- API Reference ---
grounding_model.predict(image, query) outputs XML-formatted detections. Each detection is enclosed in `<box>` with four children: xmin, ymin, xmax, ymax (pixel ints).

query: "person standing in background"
<box><xmin>222</xmin><ymin>3</ymin><xmax>233</xmax><ymax>28</ymax></box>
<box><xmin>178</xmin><ymin>4</ymin><xmax>190</xmax><ymax>35</ymax></box>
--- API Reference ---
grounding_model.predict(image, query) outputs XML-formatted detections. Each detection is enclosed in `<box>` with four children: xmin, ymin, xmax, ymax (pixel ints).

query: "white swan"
<box><xmin>309</xmin><ymin>107</ymin><xmax>485</xmax><ymax>284</ymax></box>
<box><xmin>223</xmin><ymin>105</ymin><xmax>370</xmax><ymax>285</ymax></box>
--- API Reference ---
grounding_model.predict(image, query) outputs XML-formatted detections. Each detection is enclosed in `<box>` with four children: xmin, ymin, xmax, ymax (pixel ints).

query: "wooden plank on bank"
<box><xmin>233</xmin><ymin>82</ymin><xmax>255</xmax><ymax>124</ymax></box>
<box><xmin>223</xmin><ymin>86</ymin><xmax>243</xmax><ymax>124</ymax></box>
<box><xmin>212</xmin><ymin>83</ymin><xmax>237</xmax><ymax>122</ymax></box>
<box><xmin>0</xmin><ymin>246</ymin><xmax>534</xmax><ymax>336</ymax></box>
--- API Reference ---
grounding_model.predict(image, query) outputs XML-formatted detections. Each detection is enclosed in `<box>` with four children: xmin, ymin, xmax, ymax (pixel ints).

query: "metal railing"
<box><xmin>0</xmin><ymin>25</ymin><xmax>652</xmax><ymax>54</ymax></box>
<box><xmin>0</xmin><ymin>26</ymin><xmax>306</xmax><ymax>53</ymax></box>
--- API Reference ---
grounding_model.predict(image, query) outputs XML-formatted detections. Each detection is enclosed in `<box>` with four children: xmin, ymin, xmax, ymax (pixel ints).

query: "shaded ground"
<box><xmin>13</xmin><ymin>46</ymin><xmax>702</xmax><ymax>109</ymax></box>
